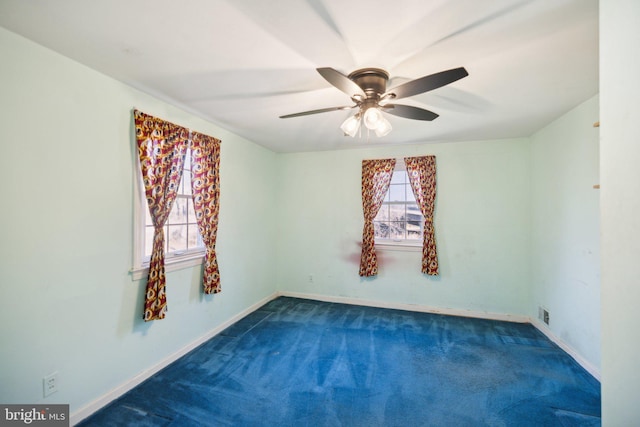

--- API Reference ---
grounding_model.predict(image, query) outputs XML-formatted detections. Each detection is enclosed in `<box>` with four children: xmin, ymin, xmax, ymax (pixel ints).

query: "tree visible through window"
<box><xmin>143</xmin><ymin>149</ymin><xmax>204</xmax><ymax>259</ymax></box>
<box><xmin>373</xmin><ymin>168</ymin><xmax>423</xmax><ymax>242</ymax></box>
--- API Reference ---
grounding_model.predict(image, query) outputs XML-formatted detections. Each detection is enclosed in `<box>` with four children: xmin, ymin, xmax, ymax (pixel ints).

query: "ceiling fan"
<box><xmin>280</xmin><ymin>66</ymin><xmax>468</xmax><ymax>137</ymax></box>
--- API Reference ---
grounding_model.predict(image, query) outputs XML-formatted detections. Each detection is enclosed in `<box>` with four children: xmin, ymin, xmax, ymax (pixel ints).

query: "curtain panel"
<box><xmin>134</xmin><ymin>110</ymin><xmax>190</xmax><ymax>321</ymax></box>
<box><xmin>190</xmin><ymin>131</ymin><xmax>222</xmax><ymax>294</ymax></box>
<box><xmin>404</xmin><ymin>155</ymin><xmax>439</xmax><ymax>275</ymax></box>
<box><xmin>359</xmin><ymin>158</ymin><xmax>396</xmax><ymax>276</ymax></box>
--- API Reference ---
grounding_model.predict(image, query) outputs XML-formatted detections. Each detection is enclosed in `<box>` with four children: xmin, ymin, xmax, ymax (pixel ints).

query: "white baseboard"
<box><xmin>277</xmin><ymin>291</ymin><xmax>530</xmax><ymax>323</ymax></box>
<box><xmin>530</xmin><ymin>318</ymin><xmax>601</xmax><ymax>381</ymax></box>
<box><xmin>70</xmin><ymin>292</ymin><xmax>280</xmax><ymax>426</ymax></box>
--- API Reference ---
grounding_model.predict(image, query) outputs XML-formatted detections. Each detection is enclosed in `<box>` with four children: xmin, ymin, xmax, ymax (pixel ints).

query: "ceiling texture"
<box><xmin>0</xmin><ymin>0</ymin><xmax>599</xmax><ymax>153</ymax></box>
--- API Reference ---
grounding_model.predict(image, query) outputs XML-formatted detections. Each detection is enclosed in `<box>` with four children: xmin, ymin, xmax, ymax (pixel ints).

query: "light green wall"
<box><xmin>530</xmin><ymin>96</ymin><xmax>600</xmax><ymax>371</ymax></box>
<box><xmin>276</xmin><ymin>139</ymin><xmax>531</xmax><ymax>316</ymax></box>
<box><xmin>0</xmin><ymin>27</ymin><xmax>278</xmax><ymax>412</ymax></box>
<box><xmin>0</xmin><ymin>14</ymin><xmax>611</xmax><ymax>421</ymax></box>
<box><xmin>600</xmin><ymin>0</ymin><xmax>640</xmax><ymax>424</ymax></box>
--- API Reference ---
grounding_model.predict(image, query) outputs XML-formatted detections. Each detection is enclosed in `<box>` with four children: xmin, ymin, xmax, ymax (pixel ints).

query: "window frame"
<box><xmin>131</xmin><ymin>148</ymin><xmax>205</xmax><ymax>281</ymax></box>
<box><xmin>373</xmin><ymin>159</ymin><xmax>423</xmax><ymax>251</ymax></box>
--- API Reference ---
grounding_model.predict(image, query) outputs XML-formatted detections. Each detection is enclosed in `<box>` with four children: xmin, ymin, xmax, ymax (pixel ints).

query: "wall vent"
<box><xmin>538</xmin><ymin>306</ymin><xmax>550</xmax><ymax>326</ymax></box>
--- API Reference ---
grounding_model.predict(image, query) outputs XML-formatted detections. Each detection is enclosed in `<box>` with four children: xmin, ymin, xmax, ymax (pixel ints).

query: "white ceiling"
<box><xmin>0</xmin><ymin>0</ymin><xmax>598</xmax><ymax>153</ymax></box>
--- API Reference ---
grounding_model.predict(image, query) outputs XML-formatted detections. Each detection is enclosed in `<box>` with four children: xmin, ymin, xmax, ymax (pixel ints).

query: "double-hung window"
<box><xmin>132</xmin><ymin>148</ymin><xmax>205</xmax><ymax>279</ymax></box>
<box><xmin>373</xmin><ymin>161</ymin><xmax>423</xmax><ymax>248</ymax></box>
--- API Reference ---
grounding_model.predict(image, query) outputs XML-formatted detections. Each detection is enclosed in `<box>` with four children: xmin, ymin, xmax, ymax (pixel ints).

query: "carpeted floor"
<box><xmin>78</xmin><ymin>297</ymin><xmax>601</xmax><ymax>426</ymax></box>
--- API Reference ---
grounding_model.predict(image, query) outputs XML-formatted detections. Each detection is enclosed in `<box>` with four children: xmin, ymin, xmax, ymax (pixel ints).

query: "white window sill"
<box><xmin>375</xmin><ymin>241</ymin><xmax>422</xmax><ymax>252</ymax></box>
<box><xmin>131</xmin><ymin>251</ymin><xmax>205</xmax><ymax>281</ymax></box>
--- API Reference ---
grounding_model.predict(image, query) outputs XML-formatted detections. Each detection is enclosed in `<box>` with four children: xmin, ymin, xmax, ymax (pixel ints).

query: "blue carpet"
<box><xmin>78</xmin><ymin>297</ymin><xmax>601</xmax><ymax>426</ymax></box>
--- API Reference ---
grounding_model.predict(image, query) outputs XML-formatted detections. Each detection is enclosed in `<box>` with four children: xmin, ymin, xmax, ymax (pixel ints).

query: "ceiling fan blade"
<box><xmin>279</xmin><ymin>105</ymin><xmax>356</xmax><ymax>119</ymax></box>
<box><xmin>384</xmin><ymin>67</ymin><xmax>468</xmax><ymax>100</ymax></box>
<box><xmin>317</xmin><ymin>67</ymin><xmax>366</xmax><ymax>98</ymax></box>
<box><xmin>382</xmin><ymin>104</ymin><xmax>439</xmax><ymax>121</ymax></box>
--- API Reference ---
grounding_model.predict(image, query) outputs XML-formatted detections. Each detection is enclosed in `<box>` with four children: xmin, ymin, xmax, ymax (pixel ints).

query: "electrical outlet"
<box><xmin>543</xmin><ymin>309</ymin><xmax>550</xmax><ymax>326</ymax></box>
<box><xmin>308</xmin><ymin>274</ymin><xmax>314</xmax><ymax>283</ymax></box>
<box><xmin>43</xmin><ymin>372</ymin><xmax>59</xmax><ymax>397</ymax></box>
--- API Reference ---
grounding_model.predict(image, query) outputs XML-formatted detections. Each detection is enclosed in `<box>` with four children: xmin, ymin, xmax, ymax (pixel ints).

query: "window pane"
<box><xmin>144</xmin><ymin>226</ymin><xmax>155</xmax><ymax>257</ymax></box>
<box><xmin>407</xmin><ymin>203</ymin><xmax>422</xmax><ymax>219</ymax></box>
<box><xmin>407</xmin><ymin>227</ymin><xmax>422</xmax><ymax>240</ymax></box>
<box><xmin>374</xmin><ymin>221</ymin><xmax>389</xmax><ymax>239</ymax></box>
<box><xmin>144</xmin><ymin>202</ymin><xmax>152</xmax><ymax>227</ymax></box>
<box><xmin>167</xmin><ymin>224</ymin><xmax>188</xmax><ymax>253</ymax></box>
<box><xmin>183</xmin><ymin>151</ymin><xmax>191</xmax><ymax>171</ymax></box>
<box><xmin>187</xmin><ymin>223</ymin><xmax>200</xmax><ymax>249</ymax></box>
<box><xmin>391</xmin><ymin>171</ymin><xmax>405</xmax><ymax>184</ymax></box>
<box><xmin>389</xmin><ymin>184</ymin><xmax>405</xmax><ymax>202</ymax></box>
<box><xmin>406</xmin><ymin>185</ymin><xmax>416</xmax><ymax>202</ymax></box>
<box><xmin>389</xmin><ymin>204</ymin><xmax>406</xmax><ymax>221</ymax></box>
<box><xmin>195</xmin><ymin>228</ymin><xmax>204</xmax><ymax>247</ymax></box>
<box><xmin>389</xmin><ymin>222</ymin><xmax>405</xmax><ymax>239</ymax></box>
<box><xmin>168</xmin><ymin>198</ymin><xmax>188</xmax><ymax>224</ymax></box>
<box><xmin>187</xmin><ymin>198</ymin><xmax>197</xmax><ymax>223</ymax></box>
<box><xmin>177</xmin><ymin>171</ymin><xmax>184</xmax><ymax>194</ymax></box>
<box><xmin>375</xmin><ymin>204</ymin><xmax>389</xmax><ymax>221</ymax></box>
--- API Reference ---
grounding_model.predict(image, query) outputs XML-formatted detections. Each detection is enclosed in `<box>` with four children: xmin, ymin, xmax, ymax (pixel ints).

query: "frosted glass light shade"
<box><xmin>374</xmin><ymin>117</ymin><xmax>392</xmax><ymax>137</ymax></box>
<box><xmin>363</xmin><ymin>107</ymin><xmax>383</xmax><ymax>130</ymax></box>
<box><xmin>340</xmin><ymin>114</ymin><xmax>361</xmax><ymax>137</ymax></box>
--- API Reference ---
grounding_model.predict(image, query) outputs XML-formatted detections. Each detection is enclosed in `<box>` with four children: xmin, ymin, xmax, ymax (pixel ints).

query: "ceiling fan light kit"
<box><xmin>280</xmin><ymin>66</ymin><xmax>469</xmax><ymax>139</ymax></box>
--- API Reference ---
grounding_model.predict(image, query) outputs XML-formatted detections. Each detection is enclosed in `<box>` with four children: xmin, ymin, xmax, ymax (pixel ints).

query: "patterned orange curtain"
<box><xmin>359</xmin><ymin>158</ymin><xmax>396</xmax><ymax>276</ymax></box>
<box><xmin>404</xmin><ymin>156</ymin><xmax>439</xmax><ymax>275</ymax></box>
<box><xmin>190</xmin><ymin>131</ymin><xmax>222</xmax><ymax>294</ymax></box>
<box><xmin>134</xmin><ymin>110</ymin><xmax>189</xmax><ymax>321</ymax></box>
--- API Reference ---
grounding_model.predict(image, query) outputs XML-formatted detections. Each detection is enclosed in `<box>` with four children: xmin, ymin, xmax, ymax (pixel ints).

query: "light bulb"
<box><xmin>363</xmin><ymin>107</ymin><xmax>383</xmax><ymax>130</ymax></box>
<box><xmin>374</xmin><ymin>117</ymin><xmax>392</xmax><ymax>137</ymax></box>
<box><xmin>340</xmin><ymin>114</ymin><xmax>361</xmax><ymax>137</ymax></box>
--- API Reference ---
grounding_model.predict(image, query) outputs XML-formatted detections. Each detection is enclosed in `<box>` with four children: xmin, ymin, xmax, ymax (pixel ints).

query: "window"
<box><xmin>142</xmin><ymin>152</ymin><xmax>203</xmax><ymax>258</ymax></box>
<box><xmin>373</xmin><ymin>162</ymin><xmax>423</xmax><ymax>247</ymax></box>
<box><xmin>132</xmin><ymin>148</ymin><xmax>205</xmax><ymax>280</ymax></box>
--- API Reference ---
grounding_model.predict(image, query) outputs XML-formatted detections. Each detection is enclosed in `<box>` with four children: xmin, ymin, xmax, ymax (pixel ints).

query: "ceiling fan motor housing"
<box><xmin>348</xmin><ymin>68</ymin><xmax>389</xmax><ymax>101</ymax></box>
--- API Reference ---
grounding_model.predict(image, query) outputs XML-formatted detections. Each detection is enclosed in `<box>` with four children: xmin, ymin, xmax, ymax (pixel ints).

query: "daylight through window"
<box><xmin>143</xmin><ymin>150</ymin><xmax>204</xmax><ymax>260</ymax></box>
<box><xmin>373</xmin><ymin>166</ymin><xmax>423</xmax><ymax>243</ymax></box>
